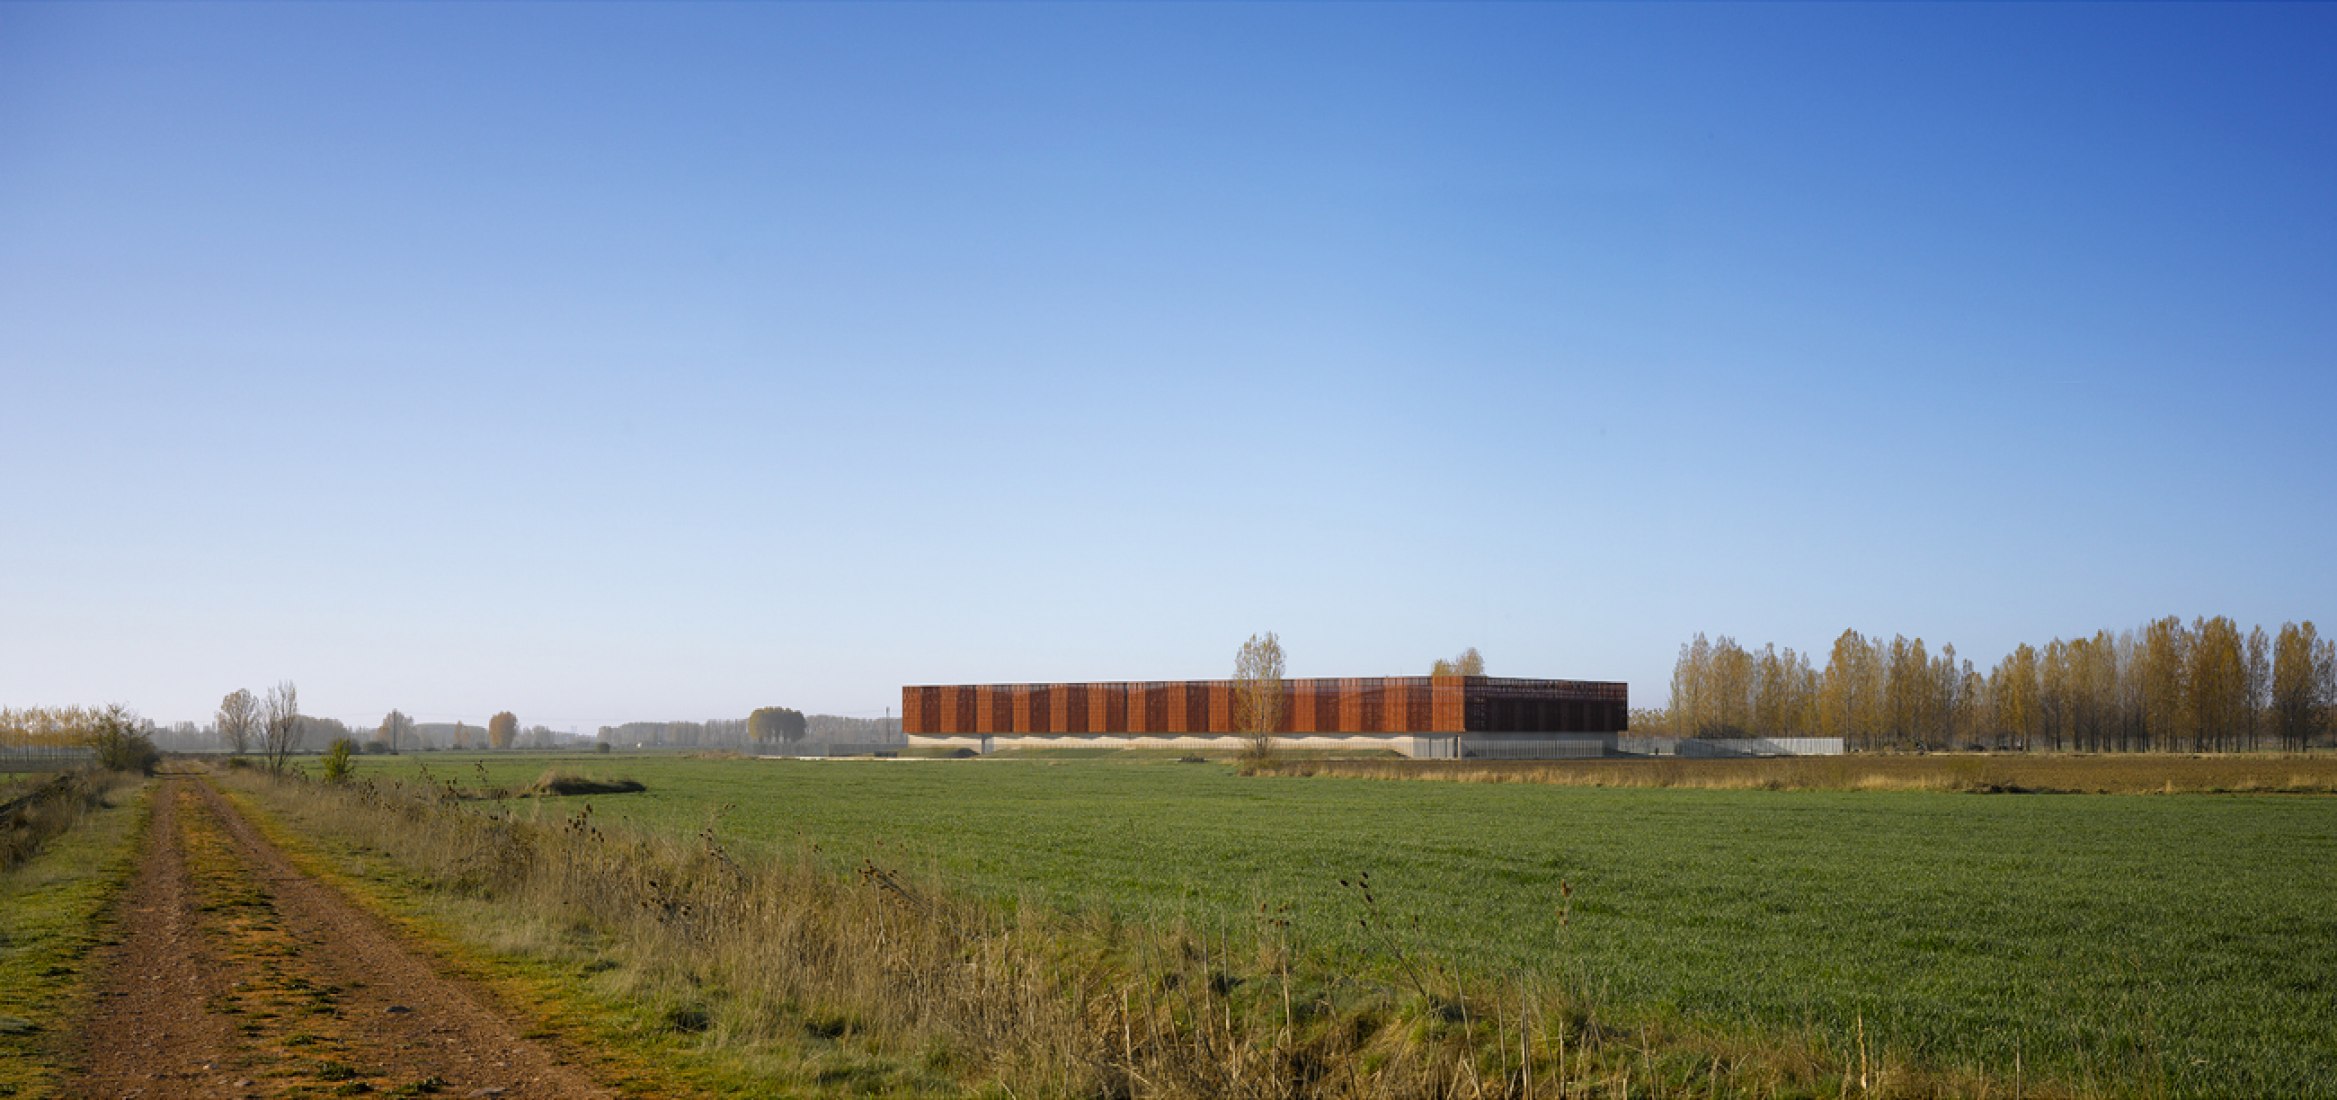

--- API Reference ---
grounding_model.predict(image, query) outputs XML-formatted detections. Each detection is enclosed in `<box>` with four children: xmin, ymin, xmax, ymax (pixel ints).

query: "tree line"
<box><xmin>596</xmin><ymin>712</ymin><xmax>904</xmax><ymax>750</ymax></box>
<box><xmin>1645</xmin><ymin>618</ymin><xmax>2336</xmax><ymax>752</ymax></box>
<box><xmin>213</xmin><ymin>684</ymin><xmax>575</xmax><ymax>757</ymax></box>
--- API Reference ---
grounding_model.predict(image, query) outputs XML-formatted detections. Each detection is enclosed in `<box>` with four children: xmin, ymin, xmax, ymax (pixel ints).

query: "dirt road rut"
<box><xmin>66</xmin><ymin>775</ymin><xmax>613</xmax><ymax>1099</ymax></box>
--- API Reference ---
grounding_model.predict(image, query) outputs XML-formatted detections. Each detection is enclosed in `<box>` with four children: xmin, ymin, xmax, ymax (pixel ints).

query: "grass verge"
<box><xmin>0</xmin><ymin>773</ymin><xmax>147</xmax><ymax>1097</ymax></box>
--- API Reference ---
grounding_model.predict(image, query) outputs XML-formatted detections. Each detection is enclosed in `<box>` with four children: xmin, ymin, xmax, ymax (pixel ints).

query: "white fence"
<box><xmin>1618</xmin><ymin>736</ymin><xmax>1845</xmax><ymax>758</ymax></box>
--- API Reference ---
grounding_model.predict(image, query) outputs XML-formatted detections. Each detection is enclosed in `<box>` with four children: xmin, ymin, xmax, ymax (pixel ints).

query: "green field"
<box><xmin>355</xmin><ymin>753</ymin><xmax>2337</xmax><ymax>1095</ymax></box>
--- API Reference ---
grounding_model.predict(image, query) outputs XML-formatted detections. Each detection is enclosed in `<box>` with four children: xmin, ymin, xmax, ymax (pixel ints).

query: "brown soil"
<box><xmin>64</xmin><ymin>774</ymin><xmax>614</xmax><ymax>1099</ymax></box>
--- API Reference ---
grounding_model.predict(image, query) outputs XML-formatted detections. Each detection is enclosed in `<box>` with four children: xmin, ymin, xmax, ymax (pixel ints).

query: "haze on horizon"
<box><xmin>3</xmin><ymin>3</ymin><xmax>2333</xmax><ymax>732</ymax></box>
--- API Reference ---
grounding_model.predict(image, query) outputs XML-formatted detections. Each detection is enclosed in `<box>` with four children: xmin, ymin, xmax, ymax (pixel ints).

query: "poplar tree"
<box><xmin>2188</xmin><ymin>616</ymin><xmax>2247</xmax><ymax>752</ymax></box>
<box><xmin>2244</xmin><ymin>625</ymin><xmax>2273</xmax><ymax>751</ymax></box>
<box><xmin>2273</xmin><ymin>622</ymin><xmax>2330</xmax><ymax>752</ymax></box>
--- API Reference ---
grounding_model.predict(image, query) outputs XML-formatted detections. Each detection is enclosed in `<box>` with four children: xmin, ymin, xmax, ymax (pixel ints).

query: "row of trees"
<box><xmin>1650</xmin><ymin>618</ymin><xmax>2337</xmax><ymax>752</ymax></box>
<box><xmin>217</xmin><ymin>685</ymin><xmax>566</xmax><ymax>757</ymax></box>
<box><xmin>79</xmin><ymin>693</ymin><xmax>892</xmax><ymax>758</ymax></box>
<box><xmin>0</xmin><ymin>704</ymin><xmax>160</xmax><ymax>774</ymax></box>
<box><xmin>1</xmin><ymin>705</ymin><xmax>115</xmax><ymax>753</ymax></box>
<box><xmin>596</xmin><ymin>718</ymin><xmax>751</xmax><ymax>748</ymax></box>
<box><xmin>593</xmin><ymin>713</ymin><xmax>904</xmax><ymax>750</ymax></box>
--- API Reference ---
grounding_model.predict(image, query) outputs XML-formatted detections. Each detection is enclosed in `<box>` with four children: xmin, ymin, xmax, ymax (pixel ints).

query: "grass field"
<box><xmin>351</xmin><ymin>753</ymin><xmax>2337</xmax><ymax>1096</ymax></box>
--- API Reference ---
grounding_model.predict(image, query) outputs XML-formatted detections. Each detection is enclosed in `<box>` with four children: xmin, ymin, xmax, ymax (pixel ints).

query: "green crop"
<box><xmin>359</xmin><ymin>754</ymin><xmax>2337</xmax><ymax>1096</ymax></box>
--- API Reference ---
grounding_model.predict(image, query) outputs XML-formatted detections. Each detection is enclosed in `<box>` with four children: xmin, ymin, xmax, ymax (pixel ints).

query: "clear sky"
<box><xmin>3</xmin><ymin>3</ymin><xmax>2332</xmax><ymax>731</ymax></box>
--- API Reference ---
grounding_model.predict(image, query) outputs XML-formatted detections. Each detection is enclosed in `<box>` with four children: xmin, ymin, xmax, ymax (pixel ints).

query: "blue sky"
<box><xmin>3</xmin><ymin>3</ymin><xmax>2332</xmax><ymax>730</ymax></box>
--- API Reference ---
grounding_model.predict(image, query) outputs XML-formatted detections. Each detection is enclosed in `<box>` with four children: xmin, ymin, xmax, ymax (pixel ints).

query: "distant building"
<box><xmin>901</xmin><ymin>675</ymin><xmax>1628</xmax><ymax>758</ymax></box>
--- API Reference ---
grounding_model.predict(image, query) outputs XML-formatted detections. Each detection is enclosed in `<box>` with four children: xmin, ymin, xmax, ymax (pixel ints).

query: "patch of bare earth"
<box><xmin>64</xmin><ymin>775</ymin><xmax>613</xmax><ymax>1099</ymax></box>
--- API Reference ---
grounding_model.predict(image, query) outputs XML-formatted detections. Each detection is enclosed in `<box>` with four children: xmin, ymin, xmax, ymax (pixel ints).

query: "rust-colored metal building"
<box><xmin>902</xmin><ymin>675</ymin><xmax>1628</xmax><ymax>758</ymax></box>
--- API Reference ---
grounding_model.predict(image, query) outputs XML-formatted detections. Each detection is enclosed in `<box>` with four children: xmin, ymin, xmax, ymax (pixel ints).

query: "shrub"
<box><xmin>89</xmin><ymin>705</ymin><xmax>159</xmax><ymax>776</ymax></box>
<box><xmin>528</xmin><ymin>770</ymin><xmax>645</xmax><ymax>797</ymax></box>
<box><xmin>321</xmin><ymin>738</ymin><xmax>357</xmax><ymax>784</ymax></box>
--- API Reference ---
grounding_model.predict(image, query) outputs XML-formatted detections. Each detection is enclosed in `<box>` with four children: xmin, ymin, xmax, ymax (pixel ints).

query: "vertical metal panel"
<box><xmin>900</xmin><ymin>676</ymin><xmax>1625</xmax><ymax>738</ymax></box>
<box><xmin>1432</xmin><ymin>675</ymin><xmax>1463</xmax><ymax>732</ymax></box>
<box><xmin>1103</xmin><ymin>683</ymin><xmax>1129</xmax><ymax>732</ymax></box>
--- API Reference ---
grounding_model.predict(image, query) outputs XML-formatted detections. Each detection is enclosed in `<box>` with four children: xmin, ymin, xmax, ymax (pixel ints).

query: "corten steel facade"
<box><xmin>902</xmin><ymin>676</ymin><xmax>1627</xmax><ymax>757</ymax></box>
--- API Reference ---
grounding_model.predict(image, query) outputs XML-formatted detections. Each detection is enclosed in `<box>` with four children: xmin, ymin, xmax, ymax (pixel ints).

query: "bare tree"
<box><xmin>1233</xmin><ymin>631</ymin><xmax>1286</xmax><ymax>763</ymax></box>
<box><xmin>262</xmin><ymin>680</ymin><xmax>300</xmax><ymax>774</ymax></box>
<box><xmin>217</xmin><ymin>688</ymin><xmax>259</xmax><ymax>756</ymax></box>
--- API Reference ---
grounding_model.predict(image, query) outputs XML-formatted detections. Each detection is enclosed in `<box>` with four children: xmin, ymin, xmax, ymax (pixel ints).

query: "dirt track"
<box><xmin>66</xmin><ymin>774</ymin><xmax>613</xmax><ymax>1099</ymax></box>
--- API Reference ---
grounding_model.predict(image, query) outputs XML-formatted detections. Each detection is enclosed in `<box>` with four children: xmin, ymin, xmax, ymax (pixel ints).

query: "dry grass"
<box><xmin>204</xmin><ymin>765</ymin><xmax>1999</xmax><ymax>1098</ymax></box>
<box><xmin>1251</xmin><ymin>753</ymin><xmax>2337</xmax><ymax>795</ymax></box>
